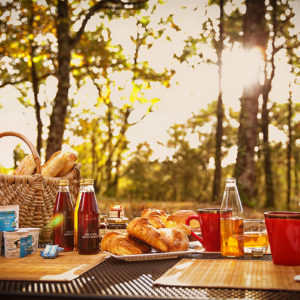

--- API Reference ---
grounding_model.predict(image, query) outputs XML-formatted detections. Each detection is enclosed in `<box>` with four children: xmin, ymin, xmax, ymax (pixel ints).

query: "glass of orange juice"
<box><xmin>244</xmin><ymin>219</ymin><xmax>269</xmax><ymax>256</ymax></box>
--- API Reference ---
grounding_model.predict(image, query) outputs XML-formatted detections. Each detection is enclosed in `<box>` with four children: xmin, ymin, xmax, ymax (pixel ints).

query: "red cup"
<box><xmin>264</xmin><ymin>211</ymin><xmax>300</xmax><ymax>266</ymax></box>
<box><xmin>186</xmin><ymin>208</ymin><xmax>221</xmax><ymax>252</ymax></box>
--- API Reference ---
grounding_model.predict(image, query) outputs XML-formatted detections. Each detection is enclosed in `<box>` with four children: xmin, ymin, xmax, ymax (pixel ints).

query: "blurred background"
<box><xmin>0</xmin><ymin>0</ymin><xmax>299</xmax><ymax>218</ymax></box>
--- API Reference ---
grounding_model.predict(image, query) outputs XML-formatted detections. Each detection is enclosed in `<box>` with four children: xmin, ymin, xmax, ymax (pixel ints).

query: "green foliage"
<box><xmin>120</xmin><ymin>102</ymin><xmax>237</xmax><ymax>203</ymax></box>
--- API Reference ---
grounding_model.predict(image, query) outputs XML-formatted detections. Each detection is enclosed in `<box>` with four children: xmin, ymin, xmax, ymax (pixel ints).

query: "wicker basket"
<box><xmin>0</xmin><ymin>131</ymin><xmax>81</xmax><ymax>243</ymax></box>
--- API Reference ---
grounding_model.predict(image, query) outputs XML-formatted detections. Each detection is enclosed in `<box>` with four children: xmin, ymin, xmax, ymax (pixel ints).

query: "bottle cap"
<box><xmin>82</xmin><ymin>179</ymin><xmax>94</xmax><ymax>185</ymax></box>
<box><xmin>59</xmin><ymin>180</ymin><xmax>69</xmax><ymax>186</ymax></box>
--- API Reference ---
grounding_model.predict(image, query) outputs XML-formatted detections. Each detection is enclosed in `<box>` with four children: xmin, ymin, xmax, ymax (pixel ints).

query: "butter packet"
<box><xmin>40</xmin><ymin>245</ymin><xmax>64</xmax><ymax>259</ymax></box>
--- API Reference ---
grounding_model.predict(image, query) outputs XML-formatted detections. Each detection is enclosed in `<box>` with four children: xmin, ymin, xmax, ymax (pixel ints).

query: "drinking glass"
<box><xmin>243</xmin><ymin>219</ymin><xmax>269</xmax><ymax>256</ymax></box>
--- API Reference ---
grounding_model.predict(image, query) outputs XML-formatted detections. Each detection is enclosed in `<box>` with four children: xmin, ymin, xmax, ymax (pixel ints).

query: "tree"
<box><xmin>235</xmin><ymin>0</ymin><xmax>268</xmax><ymax>205</ymax></box>
<box><xmin>174</xmin><ymin>0</ymin><xmax>227</xmax><ymax>202</ymax></box>
<box><xmin>0</xmin><ymin>0</ymin><xmax>147</xmax><ymax>159</ymax></box>
<box><xmin>46</xmin><ymin>0</ymin><xmax>148</xmax><ymax>160</ymax></box>
<box><xmin>212</xmin><ymin>0</ymin><xmax>224</xmax><ymax>203</ymax></box>
<box><xmin>68</xmin><ymin>2</ymin><xmax>174</xmax><ymax>196</ymax></box>
<box><xmin>0</xmin><ymin>0</ymin><xmax>54</xmax><ymax>154</ymax></box>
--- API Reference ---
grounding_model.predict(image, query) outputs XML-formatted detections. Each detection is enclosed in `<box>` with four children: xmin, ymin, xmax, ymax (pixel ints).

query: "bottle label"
<box><xmin>64</xmin><ymin>230</ymin><xmax>74</xmax><ymax>237</ymax></box>
<box><xmin>81</xmin><ymin>232</ymin><xmax>98</xmax><ymax>239</ymax></box>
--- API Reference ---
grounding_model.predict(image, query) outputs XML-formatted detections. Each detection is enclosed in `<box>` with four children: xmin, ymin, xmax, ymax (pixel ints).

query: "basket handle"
<box><xmin>0</xmin><ymin>131</ymin><xmax>42</xmax><ymax>174</ymax></box>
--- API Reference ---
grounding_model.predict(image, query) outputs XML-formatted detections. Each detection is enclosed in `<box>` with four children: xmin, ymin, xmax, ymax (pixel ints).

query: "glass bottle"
<box><xmin>220</xmin><ymin>178</ymin><xmax>244</xmax><ymax>257</ymax></box>
<box><xmin>74</xmin><ymin>180</ymin><xmax>84</xmax><ymax>250</ymax></box>
<box><xmin>53</xmin><ymin>180</ymin><xmax>74</xmax><ymax>251</ymax></box>
<box><xmin>77</xmin><ymin>179</ymin><xmax>99</xmax><ymax>255</ymax></box>
<box><xmin>99</xmin><ymin>215</ymin><xmax>107</xmax><ymax>244</ymax></box>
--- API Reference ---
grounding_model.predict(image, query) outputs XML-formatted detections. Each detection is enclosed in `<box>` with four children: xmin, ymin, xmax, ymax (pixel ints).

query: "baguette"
<box><xmin>57</xmin><ymin>152</ymin><xmax>77</xmax><ymax>177</ymax></box>
<box><xmin>127</xmin><ymin>217</ymin><xmax>189</xmax><ymax>252</ymax></box>
<box><xmin>101</xmin><ymin>231</ymin><xmax>151</xmax><ymax>255</ymax></box>
<box><xmin>41</xmin><ymin>151</ymin><xmax>65</xmax><ymax>177</ymax></box>
<box><xmin>41</xmin><ymin>151</ymin><xmax>77</xmax><ymax>177</ymax></box>
<box><xmin>14</xmin><ymin>154</ymin><xmax>36</xmax><ymax>175</ymax></box>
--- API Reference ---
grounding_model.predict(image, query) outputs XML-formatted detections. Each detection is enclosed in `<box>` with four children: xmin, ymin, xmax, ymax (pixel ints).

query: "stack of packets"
<box><xmin>40</xmin><ymin>245</ymin><xmax>64</xmax><ymax>259</ymax></box>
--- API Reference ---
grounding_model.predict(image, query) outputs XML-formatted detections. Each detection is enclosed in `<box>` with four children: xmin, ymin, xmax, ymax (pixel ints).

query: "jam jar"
<box><xmin>106</xmin><ymin>218</ymin><xmax>129</xmax><ymax>235</ymax></box>
<box><xmin>99</xmin><ymin>215</ymin><xmax>107</xmax><ymax>242</ymax></box>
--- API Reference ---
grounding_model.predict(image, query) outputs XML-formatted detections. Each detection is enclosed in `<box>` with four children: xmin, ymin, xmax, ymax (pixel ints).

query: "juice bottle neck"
<box><xmin>57</xmin><ymin>185</ymin><xmax>70</xmax><ymax>193</ymax></box>
<box><xmin>221</xmin><ymin>178</ymin><xmax>243</xmax><ymax>217</ymax></box>
<box><xmin>81</xmin><ymin>184</ymin><xmax>95</xmax><ymax>193</ymax></box>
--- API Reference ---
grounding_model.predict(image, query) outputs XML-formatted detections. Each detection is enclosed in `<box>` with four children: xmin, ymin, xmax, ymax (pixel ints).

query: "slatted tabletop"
<box><xmin>1</xmin><ymin>252</ymin><xmax>300</xmax><ymax>299</ymax></box>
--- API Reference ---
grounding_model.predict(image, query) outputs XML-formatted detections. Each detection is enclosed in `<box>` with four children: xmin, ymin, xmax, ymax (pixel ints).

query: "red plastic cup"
<box><xmin>264</xmin><ymin>211</ymin><xmax>300</xmax><ymax>266</ymax></box>
<box><xmin>186</xmin><ymin>208</ymin><xmax>221</xmax><ymax>252</ymax></box>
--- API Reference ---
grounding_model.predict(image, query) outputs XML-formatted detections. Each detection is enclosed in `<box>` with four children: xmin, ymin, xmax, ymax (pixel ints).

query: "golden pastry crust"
<box><xmin>158</xmin><ymin>227</ymin><xmax>189</xmax><ymax>252</ymax></box>
<box><xmin>166</xmin><ymin>210</ymin><xmax>199</xmax><ymax>229</ymax></box>
<box><xmin>171</xmin><ymin>223</ymin><xmax>192</xmax><ymax>236</ymax></box>
<box><xmin>141</xmin><ymin>208</ymin><xmax>167</xmax><ymax>228</ymax></box>
<box><xmin>101</xmin><ymin>231</ymin><xmax>151</xmax><ymax>255</ymax></box>
<box><xmin>127</xmin><ymin>217</ymin><xmax>189</xmax><ymax>252</ymax></box>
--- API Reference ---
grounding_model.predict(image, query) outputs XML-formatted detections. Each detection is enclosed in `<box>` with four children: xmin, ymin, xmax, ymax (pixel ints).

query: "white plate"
<box><xmin>105</xmin><ymin>248</ymin><xmax>203</xmax><ymax>261</ymax></box>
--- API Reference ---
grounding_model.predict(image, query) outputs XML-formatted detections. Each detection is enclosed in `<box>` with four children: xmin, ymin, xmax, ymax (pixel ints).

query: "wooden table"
<box><xmin>0</xmin><ymin>252</ymin><xmax>300</xmax><ymax>300</ymax></box>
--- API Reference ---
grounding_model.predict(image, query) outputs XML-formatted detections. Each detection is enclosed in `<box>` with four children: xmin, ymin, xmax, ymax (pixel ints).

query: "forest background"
<box><xmin>0</xmin><ymin>0</ymin><xmax>299</xmax><ymax>218</ymax></box>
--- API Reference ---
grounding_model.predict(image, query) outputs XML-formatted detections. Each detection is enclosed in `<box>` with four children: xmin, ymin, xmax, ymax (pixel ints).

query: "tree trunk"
<box><xmin>262</xmin><ymin>0</ymin><xmax>276</xmax><ymax>208</ymax></box>
<box><xmin>212</xmin><ymin>0</ymin><xmax>224</xmax><ymax>203</ymax></box>
<box><xmin>262</xmin><ymin>81</ymin><xmax>275</xmax><ymax>208</ymax></box>
<box><xmin>287</xmin><ymin>86</ymin><xmax>293</xmax><ymax>210</ymax></box>
<box><xmin>46</xmin><ymin>0</ymin><xmax>71</xmax><ymax>160</ymax></box>
<box><xmin>29</xmin><ymin>1</ymin><xmax>42</xmax><ymax>155</ymax></box>
<box><xmin>235</xmin><ymin>0</ymin><xmax>267</xmax><ymax>205</ymax></box>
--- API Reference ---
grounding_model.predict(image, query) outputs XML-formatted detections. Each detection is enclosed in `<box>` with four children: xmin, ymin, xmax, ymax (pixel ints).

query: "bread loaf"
<box><xmin>101</xmin><ymin>231</ymin><xmax>151</xmax><ymax>255</ymax></box>
<box><xmin>41</xmin><ymin>151</ymin><xmax>77</xmax><ymax>177</ymax></box>
<box><xmin>166</xmin><ymin>210</ymin><xmax>199</xmax><ymax>229</ymax></box>
<box><xmin>57</xmin><ymin>152</ymin><xmax>77</xmax><ymax>177</ymax></box>
<box><xmin>127</xmin><ymin>217</ymin><xmax>189</xmax><ymax>252</ymax></box>
<box><xmin>41</xmin><ymin>151</ymin><xmax>65</xmax><ymax>177</ymax></box>
<box><xmin>14</xmin><ymin>154</ymin><xmax>36</xmax><ymax>175</ymax></box>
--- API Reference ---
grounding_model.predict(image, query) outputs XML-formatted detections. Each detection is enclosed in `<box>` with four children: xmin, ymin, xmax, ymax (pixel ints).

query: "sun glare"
<box><xmin>223</xmin><ymin>47</ymin><xmax>263</xmax><ymax>88</ymax></box>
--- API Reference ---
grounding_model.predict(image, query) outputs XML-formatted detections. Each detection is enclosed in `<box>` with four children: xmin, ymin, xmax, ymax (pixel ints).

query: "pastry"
<box><xmin>141</xmin><ymin>208</ymin><xmax>167</xmax><ymax>229</ymax></box>
<box><xmin>101</xmin><ymin>231</ymin><xmax>151</xmax><ymax>255</ymax></box>
<box><xmin>127</xmin><ymin>217</ymin><xmax>189</xmax><ymax>252</ymax></box>
<box><xmin>165</xmin><ymin>210</ymin><xmax>199</xmax><ymax>229</ymax></box>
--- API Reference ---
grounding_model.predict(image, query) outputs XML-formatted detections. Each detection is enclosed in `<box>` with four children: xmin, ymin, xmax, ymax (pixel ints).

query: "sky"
<box><xmin>0</xmin><ymin>0</ymin><xmax>299</xmax><ymax>169</ymax></box>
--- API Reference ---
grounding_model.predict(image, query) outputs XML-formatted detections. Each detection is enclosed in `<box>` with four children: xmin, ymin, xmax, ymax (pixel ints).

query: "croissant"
<box><xmin>127</xmin><ymin>217</ymin><xmax>189</xmax><ymax>252</ymax></box>
<box><xmin>101</xmin><ymin>231</ymin><xmax>151</xmax><ymax>255</ymax></box>
<box><xmin>141</xmin><ymin>208</ymin><xmax>167</xmax><ymax>229</ymax></box>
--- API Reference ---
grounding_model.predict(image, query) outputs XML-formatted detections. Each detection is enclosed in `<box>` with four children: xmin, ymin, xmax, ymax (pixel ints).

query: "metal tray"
<box><xmin>105</xmin><ymin>248</ymin><xmax>203</xmax><ymax>261</ymax></box>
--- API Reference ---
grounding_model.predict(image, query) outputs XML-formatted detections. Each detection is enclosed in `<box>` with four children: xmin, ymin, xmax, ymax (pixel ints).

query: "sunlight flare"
<box><xmin>223</xmin><ymin>47</ymin><xmax>264</xmax><ymax>90</ymax></box>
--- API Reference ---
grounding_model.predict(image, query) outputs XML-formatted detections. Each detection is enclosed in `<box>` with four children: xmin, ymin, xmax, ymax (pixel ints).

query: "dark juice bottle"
<box><xmin>77</xmin><ymin>179</ymin><xmax>99</xmax><ymax>255</ymax></box>
<box><xmin>53</xmin><ymin>180</ymin><xmax>74</xmax><ymax>251</ymax></box>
